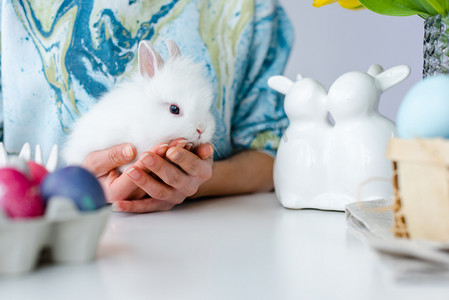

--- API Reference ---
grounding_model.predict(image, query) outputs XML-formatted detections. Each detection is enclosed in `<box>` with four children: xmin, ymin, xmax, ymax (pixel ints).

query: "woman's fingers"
<box><xmin>113</xmin><ymin>198</ymin><xmax>175</xmax><ymax>213</ymax></box>
<box><xmin>193</xmin><ymin>143</ymin><xmax>214</xmax><ymax>160</ymax></box>
<box><xmin>166</xmin><ymin>146</ymin><xmax>212</xmax><ymax>179</ymax></box>
<box><xmin>117</xmin><ymin>142</ymin><xmax>214</xmax><ymax>213</ymax></box>
<box><xmin>83</xmin><ymin>143</ymin><xmax>136</xmax><ymax>177</ymax></box>
<box><xmin>125</xmin><ymin>165</ymin><xmax>185</xmax><ymax>202</ymax></box>
<box><xmin>134</xmin><ymin>150</ymin><xmax>205</xmax><ymax>196</ymax></box>
<box><xmin>81</xmin><ymin>143</ymin><xmax>144</xmax><ymax>202</ymax></box>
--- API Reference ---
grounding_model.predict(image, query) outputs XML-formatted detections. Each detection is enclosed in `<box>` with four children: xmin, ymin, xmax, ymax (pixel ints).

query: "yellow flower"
<box><xmin>313</xmin><ymin>0</ymin><xmax>365</xmax><ymax>10</ymax></box>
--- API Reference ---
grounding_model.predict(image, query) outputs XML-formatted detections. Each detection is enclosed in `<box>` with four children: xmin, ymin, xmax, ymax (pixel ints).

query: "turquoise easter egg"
<box><xmin>397</xmin><ymin>75</ymin><xmax>449</xmax><ymax>139</ymax></box>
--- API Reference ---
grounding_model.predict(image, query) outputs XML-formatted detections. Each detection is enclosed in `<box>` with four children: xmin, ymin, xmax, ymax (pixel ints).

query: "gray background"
<box><xmin>278</xmin><ymin>0</ymin><xmax>424</xmax><ymax>121</ymax></box>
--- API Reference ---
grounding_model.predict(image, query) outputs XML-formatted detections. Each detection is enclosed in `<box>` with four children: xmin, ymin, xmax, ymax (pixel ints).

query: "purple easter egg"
<box><xmin>41</xmin><ymin>166</ymin><xmax>106</xmax><ymax>211</ymax></box>
<box><xmin>27</xmin><ymin>161</ymin><xmax>49</xmax><ymax>186</ymax></box>
<box><xmin>0</xmin><ymin>168</ymin><xmax>45</xmax><ymax>218</ymax></box>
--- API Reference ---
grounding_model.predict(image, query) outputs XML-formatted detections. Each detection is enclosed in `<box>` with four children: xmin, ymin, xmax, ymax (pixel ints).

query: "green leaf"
<box><xmin>359</xmin><ymin>0</ymin><xmax>431</xmax><ymax>17</ymax></box>
<box><xmin>414</xmin><ymin>0</ymin><xmax>442</xmax><ymax>15</ymax></box>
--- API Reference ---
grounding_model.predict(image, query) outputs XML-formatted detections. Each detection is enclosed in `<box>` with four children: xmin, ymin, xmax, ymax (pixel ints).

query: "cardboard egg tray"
<box><xmin>0</xmin><ymin>197</ymin><xmax>110</xmax><ymax>275</ymax></box>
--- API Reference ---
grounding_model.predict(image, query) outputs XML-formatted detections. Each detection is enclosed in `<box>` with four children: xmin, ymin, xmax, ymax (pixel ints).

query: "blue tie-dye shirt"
<box><xmin>0</xmin><ymin>0</ymin><xmax>293</xmax><ymax>163</ymax></box>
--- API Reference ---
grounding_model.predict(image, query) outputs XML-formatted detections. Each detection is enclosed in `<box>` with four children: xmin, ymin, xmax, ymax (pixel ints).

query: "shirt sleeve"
<box><xmin>231</xmin><ymin>1</ymin><xmax>294</xmax><ymax>158</ymax></box>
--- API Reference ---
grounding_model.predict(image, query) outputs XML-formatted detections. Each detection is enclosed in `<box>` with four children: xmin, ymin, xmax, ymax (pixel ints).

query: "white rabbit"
<box><xmin>268</xmin><ymin>74</ymin><xmax>331</xmax><ymax>209</ymax></box>
<box><xmin>325</xmin><ymin>64</ymin><xmax>410</xmax><ymax>207</ymax></box>
<box><xmin>62</xmin><ymin>40</ymin><xmax>216</xmax><ymax>170</ymax></box>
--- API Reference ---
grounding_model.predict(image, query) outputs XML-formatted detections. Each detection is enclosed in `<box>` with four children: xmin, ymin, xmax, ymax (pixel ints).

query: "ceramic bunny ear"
<box><xmin>367</xmin><ymin>64</ymin><xmax>384</xmax><ymax>76</ymax></box>
<box><xmin>375</xmin><ymin>65</ymin><xmax>411</xmax><ymax>92</ymax></box>
<box><xmin>138</xmin><ymin>40</ymin><xmax>164</xmax><ymax>78</ymax></box>
<box><xmin>165</xmin><ymin>39</ymin><xmax>181</xmax><ymax>59</ymax></box>
<box><xmin>268</xmin><ymin>75</ymin><xmax>293</xmax><ymax>95</ymax></box>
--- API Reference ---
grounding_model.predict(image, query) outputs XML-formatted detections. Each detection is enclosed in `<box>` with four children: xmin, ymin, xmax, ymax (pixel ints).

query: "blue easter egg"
<box><xmin>397</xmin><ymin>75</ymin><xmax>449</xmax><ymax>139</ymax></box>
<box><xmin>41</xmin><ymin>166</ymin><xmax>106</xmax><ymax>211</ymax></box>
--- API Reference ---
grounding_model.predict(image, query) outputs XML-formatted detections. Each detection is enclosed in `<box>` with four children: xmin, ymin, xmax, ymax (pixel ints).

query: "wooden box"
<box><xmin>387</xmin><ymin>138</ymin><xmax>449</xmax><ymax>242</ymax></box>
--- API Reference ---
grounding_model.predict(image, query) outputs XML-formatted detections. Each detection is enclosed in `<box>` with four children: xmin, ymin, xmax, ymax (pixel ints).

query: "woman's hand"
<box><xmin>114</xmin><ymin>140</ymin><xmax>214</xmax><ymax>213</ymax></box>
<box><xmin>82</xmin><ymin>143</ymin><xmax>147</xmax><ymax>201</ymax></box>
<box><xmin>81</xmin><ymin>141</ymin><xmax>274</xmax><ymax>213</ymax></box>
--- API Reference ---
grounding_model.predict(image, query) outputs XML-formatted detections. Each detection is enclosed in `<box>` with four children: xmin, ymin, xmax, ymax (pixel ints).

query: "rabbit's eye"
<box><xmin>170</xmin><ymin>104</ymin><xmax>180</xmax><ymax>115</ymax></box>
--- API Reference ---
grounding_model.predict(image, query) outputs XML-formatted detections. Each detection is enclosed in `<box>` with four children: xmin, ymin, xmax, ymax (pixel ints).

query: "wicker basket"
<box><xmin>387</xmin><ymin>138</ymin><xmax>449</xmax><ymax>242</ymax></box>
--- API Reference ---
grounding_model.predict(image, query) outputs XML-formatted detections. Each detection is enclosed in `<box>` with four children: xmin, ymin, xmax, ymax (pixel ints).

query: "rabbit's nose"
<box><xmin>197</xmin><ymin>128</ymin><xmax>203</xmax><ymax>139</ymax></box>
<box><xmin>196</xmin><ymin>123</ymin><xmax>206</xmax><ymax>138</ymax></box>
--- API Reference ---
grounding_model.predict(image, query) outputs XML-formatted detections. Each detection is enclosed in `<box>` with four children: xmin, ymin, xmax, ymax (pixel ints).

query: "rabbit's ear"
<box><xmin>375</xmin><ymin>65</ymin><xmax>411</xmax><ymax>92</ymax></box>
<box><xmin>268</xmin><ymin>76</ymin><xmax>293</xmax><ymax>95</ymax></box>
<box><xmin>165</xmin><ymin>39</ymin><xmax>181</xmax><ymax>59</ymax></box>
<box><xmin>138</xmin><ymin>40</ymin><xmax>164</xmax><ymax>78</ymax></box>
<box><xmin>367</xmin><ymin>64</ymin><xmax>384</xmax><ymax>76</ymax></box>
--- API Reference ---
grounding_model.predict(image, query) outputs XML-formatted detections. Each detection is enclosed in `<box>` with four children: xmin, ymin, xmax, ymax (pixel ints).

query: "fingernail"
<box><xmin>126</xmin><ymin>167</ymin><xmax>140</xmax><ymax>180</ymax></box>
<box><xmin>142</xmin><ymin>153</ymin><xmax>155</xmax><ymax>166</ymax></box>
<box><xmin>123</xmin><ymin>145</ymin><xmax>133</xmax><ymax>159</ymax></box>
<box><xmin>167</xmin><ymin>148</ymin><xmax>179</xmax><ymax>160</ymax></box>
<box><xmin>177</xmin><ymin>140</ymin><xmax>187</xmax><ymax>148</ymax></box>
<box><xmin>186</xmin><ymin>143</ymin><xmax>193</xmax><ymax>151</ymax></box>
<box><xmin>207</xmin><ymin>145</ymin><xmax>214</xmax><ymax>157</ymax></box>
<box><xmin>158</xmin><ymin>144</ymin><xmax>169</xmax><ymax>156</ymax></box>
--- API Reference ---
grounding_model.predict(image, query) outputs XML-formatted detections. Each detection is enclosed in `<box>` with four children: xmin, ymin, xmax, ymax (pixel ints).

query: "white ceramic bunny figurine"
<box><xmin>325</xmin><ymin>64</ymin><xmax>410</xmax><ymax>208</ymax></box>
<box><xmin>268</xmin><ymin>74</ymin><xmax>331</xmax><ymax>209</ymax></box>
<box><xmin>269</xmin><ymin>64</ymin><xmax>410</xmax><ymax>211</ymax></box>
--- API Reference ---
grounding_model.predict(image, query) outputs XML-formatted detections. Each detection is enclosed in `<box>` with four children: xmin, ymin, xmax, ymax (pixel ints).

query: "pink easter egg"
<box><xmin>0</xmin><ymin>168</ymin><xmax>45</xmax><ymax>219</ymax></box>
<box><xmin>27</xmin><ymin>161</ymin><xmax>49</xmax><ymax>186</ymax></box>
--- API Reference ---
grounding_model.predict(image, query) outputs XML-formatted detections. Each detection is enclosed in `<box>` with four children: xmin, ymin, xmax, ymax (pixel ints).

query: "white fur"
<box><xmin>62</xmin><ymin>40</ymin><xmax>215</xmax><ymax>169</ymax></box>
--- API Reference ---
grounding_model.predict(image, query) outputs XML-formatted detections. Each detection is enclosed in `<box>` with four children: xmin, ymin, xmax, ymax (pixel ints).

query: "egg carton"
<box><xmin>0</xmin><ymin>142</ymin><xmax>58</xmax><ymax>172</ymax></box>
<box><xmin>0</xmin><ymin>143</ymin><xmax>111</xmax><ymax>275</ymax></box>
<box><xmin>0</xmin><ymin>196</ymin><xmax>111</xmax><ymax>275</ymax></box>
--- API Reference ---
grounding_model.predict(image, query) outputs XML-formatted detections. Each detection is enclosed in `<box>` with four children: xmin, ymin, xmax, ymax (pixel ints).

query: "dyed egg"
<box><xmin>0</xmin><ymin>168</ymin><xmax>45</xmax><ymax>218</ymax></box>
<box><xmin>41</xmin><ymin>166</ymin><xmax>106</xmax><ymax>211</ymax></box>
<box><xmin>397</xmin><ymin>75</ymin><xmax>449</xmax><ymax>139</ymax></box>
<box><xmin>27</xmin><ymin>161</ymin><xmax>49</xmax><ymax>186</ymax></box>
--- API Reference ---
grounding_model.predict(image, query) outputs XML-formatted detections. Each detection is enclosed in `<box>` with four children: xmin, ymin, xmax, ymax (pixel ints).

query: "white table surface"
<box><xmin>1</xmin><ymin>192</ymin><xmax>449</xmax><ymax>300</ymax></box>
